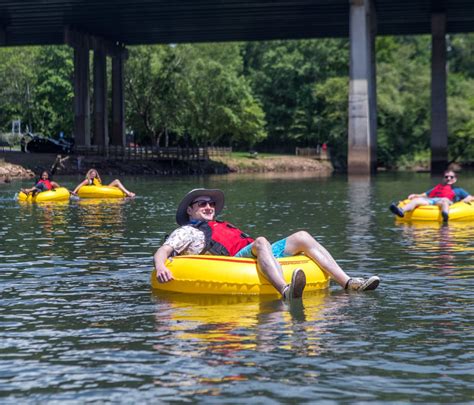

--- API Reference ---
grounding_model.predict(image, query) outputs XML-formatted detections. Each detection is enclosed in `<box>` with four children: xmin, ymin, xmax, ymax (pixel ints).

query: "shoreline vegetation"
<box><xmin>2</xmin><ymin>38</ymin><xmax>474</xmax><ymax>172</ymax></box>
<box><xmin>0</xmin><ymin>152</ymin><xmax>333</xmax><ymax>183</ymax></box>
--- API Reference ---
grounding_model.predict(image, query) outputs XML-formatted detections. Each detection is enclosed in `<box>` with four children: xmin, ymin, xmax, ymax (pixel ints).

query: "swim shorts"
<box><xmin>234</xmin><ymin>238</ymin><xmax>289</xmax><ymax>259</ymax></box>
<box><xmin>426</xmin><ymin>197</ymin><xmax>451</xmax><ymax>205</ymax></box>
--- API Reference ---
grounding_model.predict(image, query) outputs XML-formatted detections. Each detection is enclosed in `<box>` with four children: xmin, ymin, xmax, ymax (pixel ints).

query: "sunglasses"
<box><xmin>444</xmin><ymin>175</ymin><xmax>455</xmax><ymax>179</ymax></box>
<box><xmin>191</xmin><ymin>200</ymin><xmax>216</xmax><ymax>208</ymax></box>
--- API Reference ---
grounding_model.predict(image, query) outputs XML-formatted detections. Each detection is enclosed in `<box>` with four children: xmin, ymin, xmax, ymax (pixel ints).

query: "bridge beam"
<box><xmin>73</xmin><ymin>34</ymin><xmax>91</xmax><ymax>147</ymax></box>
<box><xmin>348</xmin><ymin>0</ymin><xmax>377</xmax><ymax>175</ymax></box>
<box><xmin>0</xmin><ymin>26</ymin><xmax>5</xmax><ymax>45</ymax></box>
<box><xmin>431</xmin><ymin>13</ymin><xmax>448</xmax><ymax>173</ymax></box>
<box><xmin>111</xmin><ymin>51</ymin><xmax>126</xmax><ymax>146</ymax></box>
<box><xmin>65</xmin><ymin>27</ymin><xmax>126</xmax><ymax>57</ymax></box>
<box><xmin>93</xmin><ymin>47</ymin><xmax>108</xmax><ymax>150</ymax></box>
<box><xmin>66</xmin><ymin>28</ymin><xmax>127</xmax><ymax>148</ymax></box>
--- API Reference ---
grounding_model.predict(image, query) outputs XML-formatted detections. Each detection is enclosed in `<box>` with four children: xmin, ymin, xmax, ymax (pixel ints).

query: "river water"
<box><xmin>1</xmin><ymin>172</ymin><xmax>473</xmax><ymax>403</ymax></box>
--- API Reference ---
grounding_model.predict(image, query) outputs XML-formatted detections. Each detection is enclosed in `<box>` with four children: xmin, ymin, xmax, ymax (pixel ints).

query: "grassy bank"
<box><xmin>212</xmin><ymin>152</ymin><xmax>333</xmax><ymax>173</ymax></box>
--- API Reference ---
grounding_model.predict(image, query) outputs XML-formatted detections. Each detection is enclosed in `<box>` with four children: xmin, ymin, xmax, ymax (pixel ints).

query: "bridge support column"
<box><xmin>348</xmin><ymin>0</ymin><xmax>377</xmax><ymax>175</ymax></box>
<box><xmin>111</xmin><ymin>51</ymin><xmax>126</xmax><ymax>146</ymax></box>
<box><xmin>431</xmin><ymin>13</ymin><xmax>448</xmax><ymax>173</ymax></box>
<box><xmin>73</xmin><ymin>36</ymin><xmax>91</xmax><ymax>146</ymax></box>
<box><xmin>93</xmin><ymin>48</ymin><xmax>108</xmax><ymax>151</ymax></box>
<box><xmin>66</xmin><ymin>28</ymin><xmax>127</xmax><ymax>150</ymax></box>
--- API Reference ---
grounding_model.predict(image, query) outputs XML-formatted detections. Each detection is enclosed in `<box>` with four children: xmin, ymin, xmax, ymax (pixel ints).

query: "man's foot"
<box><xmin>282</xmin><ymin>268</ymin><xmax>306</xmax><ymax>303</ymax></box>
<box><xmin>345</xmin><ymin>276</ymin><xmax>380</xmax><ymax>291</ymax></box>
<box><xmin>127</xmin><ymin>192</ymin><xmax>136</xmax><ymax>198</ymax></box>
<box><xmin>442</xmin><ymin>211</ymin><xmax>449</xmax><ymax>222</ymax></box>
<box><xmin>389</xmin><ymin>203</ymin><xmax>404</xmax><ymax>218</ymax></box>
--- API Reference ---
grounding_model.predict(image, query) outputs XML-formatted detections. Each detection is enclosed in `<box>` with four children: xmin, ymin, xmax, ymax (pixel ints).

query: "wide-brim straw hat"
<box><xmin>176</xmin><ymin>188</ymin><xmax>225</xmax><ymax>225</ymax></box>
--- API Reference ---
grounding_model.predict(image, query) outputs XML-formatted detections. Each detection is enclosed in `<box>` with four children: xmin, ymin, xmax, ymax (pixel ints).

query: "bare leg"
<box><xmin>283</xmin><ymin>231</ymin><xmax>350</xmax><ymax>287</ymax></box>
<box><xmin>436</xmin><ymin>198</ymin><xmax>452</xmax><ymax>220</ymax></box>
<box><xmin>21</xmin><ymin>187</ymin><xmax>36</xmax><ymax>194</ymax></box>
<box><xmin>108</xmin><ymin>179</ymin><xmax>135</xmax><ymax>197</ymax></box>
<box><xmin>401</xmin><ymin>198</ymin><xmax>430</xmax><ymax>213</ymax></box>
<box><xmin>435</xmin><ymin>198</ymin><xmax>451</xmax><ymax>213</ymax></box>
<box><xmin>252</xmin><ymin>237</ymin><xmax>287</xmax><ymax>295</ymax></box>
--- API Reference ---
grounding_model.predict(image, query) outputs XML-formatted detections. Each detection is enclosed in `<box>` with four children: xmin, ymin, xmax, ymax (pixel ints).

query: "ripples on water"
<box><xmin>0</xmin><ymin>173</ymin><xmax>473</xmax><ymax>402</ymax></box>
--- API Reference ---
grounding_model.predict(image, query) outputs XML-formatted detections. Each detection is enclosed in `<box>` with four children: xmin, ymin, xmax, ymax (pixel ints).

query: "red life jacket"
<box><xmin>428</xmin><ymin>184</ymin><xmax>456</xmax><ymax>201</ymax></box>
<box><xmin>193</xmin><ymin>220</ymin><xmax>255</xmax><ymax>256</ymax></box>
<box><xmin>36</xmin><ymin>179</ymin><xmax>53</xmax><ymax>190</ymax></box>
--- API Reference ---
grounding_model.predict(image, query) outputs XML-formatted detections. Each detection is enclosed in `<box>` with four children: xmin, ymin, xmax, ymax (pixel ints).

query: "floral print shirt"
<box><xmin>163</xmin><ymin>225</ymin><xmax>205</xmax><ymax>255</ymax></box>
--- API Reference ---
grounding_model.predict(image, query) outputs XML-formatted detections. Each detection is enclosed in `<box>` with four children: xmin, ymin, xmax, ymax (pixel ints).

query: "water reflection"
<box><xmin>68</xmin><ymin>198</ymin><xmax>130</xmax><ymax>268</ymax></box>
<box><xmin>397</xmin><ymin>221</ymin><xmax>474</xmax><ymax>278</ymax></box>
<box><xmin>17</xmin><ymin>200</ymin><xmax>70</xmax><ymax>257</ymax></box>
<box><xmin>152</xmin><ymin>290</ymin><xmax>347</xmax><ymax>360</ymax></box>
<box><xmin>212</xmin><ymin>171</ymin><xmax>332</xmax><ymax>182</ymax></box>
<box><xmin>346</xmin><ymin>176</ymin><xmax>375</xmax><ymax>263</ymax></box>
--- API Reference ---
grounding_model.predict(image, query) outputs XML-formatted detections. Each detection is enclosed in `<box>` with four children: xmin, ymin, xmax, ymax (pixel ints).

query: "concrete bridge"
<box><xmin>1</xmin><ymin>0</ymin><xmax>473</xmax><ymax>174</ymax></box>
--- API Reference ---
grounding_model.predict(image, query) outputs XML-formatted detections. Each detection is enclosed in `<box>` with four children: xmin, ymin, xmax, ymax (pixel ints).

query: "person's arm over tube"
<box><xmin>154</xmin><ymin>245</ymin><xmax>175</xmax><ymax>283</ymax></box>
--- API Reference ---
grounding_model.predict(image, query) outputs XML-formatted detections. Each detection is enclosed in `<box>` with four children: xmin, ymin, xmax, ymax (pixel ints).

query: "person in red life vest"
<box><xmin>153</xmin><ymin>189</ymin><xmax>380</xmax><ymax>303</ymax></box>
<box><xmin>71</xmin><ymin>168</ymin><xmax>135</xmax><ymax>197</ymax></box>
<box><xmin>20</xmin><ymin>170</ymin><xmax>60</xmax><ymax>195</ymax></box>
<box><xmin>389</xmin><ymin>170</ymin><xmax>473</xmax><ymax>221</ymax></box>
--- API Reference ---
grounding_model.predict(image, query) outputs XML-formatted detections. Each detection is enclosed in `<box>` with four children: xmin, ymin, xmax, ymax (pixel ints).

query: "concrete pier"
<box><xmin>93</xmin><ymin>48</ymin><xmax>108</xmax><ymax>149</ymax></box>
<box><xmin>431</xmin><ymin>13</ymin><xmax>448</xmax><ymax>173</ymax></box>
<box><xmin>67</xmin><ymin>29</ymin><xmax>126</xmax><ymax>148</ymax></box>
<box><xmin>348</xmin><ymin>0</ymin><xmax>377</xmax><ymax>175</ymax></box>
<box><xmin>111</xmin><ymin>51</ymin><xmax>126</xmax><ymax>146</ymax></box>
<box><xmin>73</xmin><ymin>37</ymin><xmax>91</xmax><ymax>147</ymax></box>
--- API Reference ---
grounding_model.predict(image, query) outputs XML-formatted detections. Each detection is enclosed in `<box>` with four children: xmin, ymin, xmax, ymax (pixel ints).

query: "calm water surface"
<box><xmin>1</xmin><ymin>172</ymin><xmax>473</xmax><ymax>403</ymax></box>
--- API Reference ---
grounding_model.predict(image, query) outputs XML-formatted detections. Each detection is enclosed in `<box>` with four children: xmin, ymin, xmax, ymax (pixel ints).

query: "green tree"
<box><xmin>448</xmin><ymin>33</ymin><xmax>474</xmax><ymax>79</ymax></box>
<box><xmin>447</xmin><ymin>73</ymin><xmax>474</xmax><ymax>163</ymax></box>
<box><xmin>0</xmin><ymin>45</ymin><xmax>73</xmax><ymax>137</ymax></box>
<box><xmin>243</xmin><ymin>39</ymin><xmax>348</xmax><ymax>150</ymax></box>
<box><xmin>314</xmin><ymin>77</ymin><xmax>349</xmax><ymax>167</ymax></box>
<box><xmin>0</xmin><ymin>47</ymin><xmax>39</xmax><ymax>132</ymax></box>
<box><xmin>126</xmin><ymin>45</ymin><xmax>186</xmax><ymax>146</ymax></box>
<box><xmin>376</xmin><ymin>36</ymin><xmax>431</xmax><ymax>168</ymax></box>
<box><xmin>34</xmin><ymin>45</ymin><xmax>74</xmax><ymax>137</ymax></box>
<box><xmin>177</xmin><ymin>43</ymin><xmax>266</xmax><ymax>146</ymax></box>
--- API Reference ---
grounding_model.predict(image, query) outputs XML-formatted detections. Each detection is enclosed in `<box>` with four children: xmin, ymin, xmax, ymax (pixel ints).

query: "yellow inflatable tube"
<box><xmin>18</xmin><ymin>187</ymin><xmax>70</xmax><ymax>202</ymax></box>
<box><xmin>395</xmin><ymin>199</ymin><xmax>474</xmax><ymax>222</ymax></box>
<box><xmin>77</xmin><ymin>185</ymin><xmax>126</xmax><ymax>198</ymax></box>
<box><xmin>151</xmin><ymin>255</ymin><xmax>330</xmax><ymax>295</ymax></box>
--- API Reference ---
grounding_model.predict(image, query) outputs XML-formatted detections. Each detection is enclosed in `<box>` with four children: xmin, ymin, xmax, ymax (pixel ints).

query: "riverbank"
<box><xmin>0</xmin><ymin>151</ymin><xmax>333</xmax><ymax>182</ymax></box>
<box><xmin>212</xmin><ymin>154</ymin><xmax>332</xmax><ymax>173</ymax></box>
<box><xmin>0</xmin><ymin>160</ymin><xmax>35</xmax><ymax>182</ymax></box>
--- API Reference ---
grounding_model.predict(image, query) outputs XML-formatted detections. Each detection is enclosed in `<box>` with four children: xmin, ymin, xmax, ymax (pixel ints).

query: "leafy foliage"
<box><xmin>125</xmin><ymin>43</ymin><xmax>266</xmax><ymax>147</ymax></box>
<box><xmin>0</xmin><ymin>34</ymin><xmax>473</xmax><ymax>166</ymax></box>
<box><xmin>125</xmin><ymin>45</ymin><xmax>186</xmax><ymax>146</ymax></box>
<box><xmin>0</xmin><ymin>47</ymin><xmax>39</xmax><ymax>132</ymax></box>
<box><xmin>243</xmin><ymin>39</ymin><xmax>348</xmax><ymax>152</ymax></box>
<box><xmin>376</xmin><ymin>36</ymin><xmax>431</xmax><ymax>168</ymax></box>
<box><xmin>34</xmin><ymin>46</ymin><xmax>74</xmax><ymax>137</ymax></box>
<box><xmin>177</xmin><ymin>44</ymin><xmax>266</xmax><ymax>147</ymax></box>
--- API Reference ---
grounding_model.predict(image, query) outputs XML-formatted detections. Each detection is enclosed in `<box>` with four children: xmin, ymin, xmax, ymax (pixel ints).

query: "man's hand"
<box><xmin>154</xmin><ymin>245</ymin><xmax>175</xmax><ymax>283</ymax></box>
<box><xmin>462</xmin><ymin>195</ymin><xmax>473</xmax><ymax>204</ymax></box>
<box><xmin>156</xmin><ymin>266</ymin><xmax>174</xmax><ymax>283</ymax></box>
